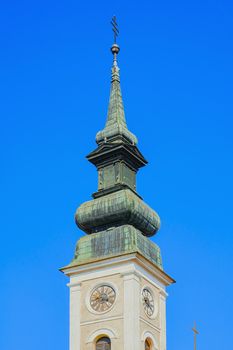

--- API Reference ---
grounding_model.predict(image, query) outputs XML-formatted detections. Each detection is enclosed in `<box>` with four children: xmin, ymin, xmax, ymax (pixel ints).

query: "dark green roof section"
<box><xmin>96</xmin><ymin>44</ymin><xmax>138</xmax><ymax>146</ymax></box>
<box><xmin>67</xmin><ymin>225</ymin><xmax>163</xmax><ymax>270</ymax></box>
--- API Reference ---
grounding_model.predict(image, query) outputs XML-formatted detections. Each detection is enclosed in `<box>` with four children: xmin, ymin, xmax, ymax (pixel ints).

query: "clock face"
<box><xmin>90</xmin><ymin>285</ymin><xmax>116</xmax><ymax>312</ymax></box>
<box><xmin>142</xmin><ymin>288</ymin><xmax>154</xmax><ymax>317</ymax></box>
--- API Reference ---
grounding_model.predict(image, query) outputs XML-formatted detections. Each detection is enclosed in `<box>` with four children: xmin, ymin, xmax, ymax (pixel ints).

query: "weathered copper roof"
<box><xmin>76</xmin><ymin>189</ymin><xmax>160</xmax><ymax>237</ymax></box>
<box><xmin>96</xmin><ymin>44</ymin><xmax>138</xmax><ymax>145</ymax></box>
<box><xmin>66</xmin><ymin>226</ymin><xmax>163</xmax><ymax>270</ymax></box>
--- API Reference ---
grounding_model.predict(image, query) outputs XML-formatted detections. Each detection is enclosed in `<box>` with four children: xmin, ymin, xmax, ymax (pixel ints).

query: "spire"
<box><xmin>75</xmin><ymin>17</ymin><xmax>160</xmax><ymax>244</ymax></box>
<box><xmin>96</xmin><ymin>17</ymin><xmax>138</xmax><ymax>145</ymax></box>
<box><xmin>107</xmin><ymin>44</ymin><xmax>127</xmax><ymax>129</ymax></box>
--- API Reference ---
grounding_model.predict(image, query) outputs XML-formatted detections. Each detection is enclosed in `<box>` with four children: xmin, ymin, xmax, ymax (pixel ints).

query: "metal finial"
<box><xmin>110</xmin><ymin>16</ymin><xmax>120</xmax><ymax>66</ymax></box>
<box><xmin>192</xmin><ymin>322</ymin><xmax>199</xmax><ymax>350</ymax></box>
<box><xmin>111</xmin><ymin>16</ymin><xmax>119</xmax><ymax>44</ymax></box>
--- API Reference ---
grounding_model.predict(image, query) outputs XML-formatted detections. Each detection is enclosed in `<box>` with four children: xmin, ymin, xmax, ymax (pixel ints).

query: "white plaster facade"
<box><xmin>62</xmin><ymin>253</ymin><xmax>174</xmax><ymax>350</ymax></box>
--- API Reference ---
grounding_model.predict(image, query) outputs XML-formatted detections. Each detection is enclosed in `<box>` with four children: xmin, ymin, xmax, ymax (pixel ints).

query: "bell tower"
<box><xmin>61</xmin><ymin>18</ymin><xmax>174</xmax><ymax>350</ymax></box>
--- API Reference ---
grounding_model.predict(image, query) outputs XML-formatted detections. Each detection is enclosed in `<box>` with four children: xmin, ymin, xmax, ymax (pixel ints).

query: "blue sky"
<box><xmin>1</xmin><ymin>0</ymin><xmax>233</xmax><ymax>349</ymax></box>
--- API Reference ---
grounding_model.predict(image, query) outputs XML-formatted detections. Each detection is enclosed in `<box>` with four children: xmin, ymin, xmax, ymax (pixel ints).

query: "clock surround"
<box><xmin>89</xmin><ymin>284</ymin><xmax>116</xmax><ymax>314</ymax></box>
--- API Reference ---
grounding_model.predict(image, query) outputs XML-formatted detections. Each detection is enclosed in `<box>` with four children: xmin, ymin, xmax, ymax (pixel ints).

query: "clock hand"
<box><xmin>93</xmin><ymin>292</ymin><xmax>101</xmax><ymax>301</ymax></box>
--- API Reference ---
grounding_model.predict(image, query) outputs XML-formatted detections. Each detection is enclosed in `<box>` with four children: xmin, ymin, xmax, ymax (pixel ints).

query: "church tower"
<box><xmin>61</xmin><ymin>20</ymin><xmax>174</xmax><ymax>350</ymax></box>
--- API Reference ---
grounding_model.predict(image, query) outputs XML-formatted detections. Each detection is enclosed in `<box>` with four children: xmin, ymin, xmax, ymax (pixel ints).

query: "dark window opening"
<box><xmin>96</xmin><ymin>336</ymin><xmax>111</xmax><ymax>350</ymax></box>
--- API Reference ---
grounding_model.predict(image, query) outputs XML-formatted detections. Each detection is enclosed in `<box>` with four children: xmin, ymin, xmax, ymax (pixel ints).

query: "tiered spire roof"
<box><xmin>65</xmin><ymin>17</ymin><xmax>164</xmax><ymax>271</ymax></box>
<box><xmin>75</xmin><ymin>30</ymin><xmax>160</xmax><ymax>238</ymax></box>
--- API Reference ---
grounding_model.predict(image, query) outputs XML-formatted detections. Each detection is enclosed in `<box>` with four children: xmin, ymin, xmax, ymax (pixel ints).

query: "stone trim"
<box><xmin>86</xmin><ymin>328</ymin><xmax>119</xmax><ymax>343</ymax></box>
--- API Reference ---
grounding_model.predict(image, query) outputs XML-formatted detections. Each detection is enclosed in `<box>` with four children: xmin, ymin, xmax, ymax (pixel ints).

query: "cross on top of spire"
<box><xmin>110</xmin><ymin>16</ymin><xmax>120</xmax><ymax>66</ymax></box>
<box><xmin>111</xmin><ymin>16</ymin><xmax>119</xmax><ymax>44</ymax></box>
<box><xmin>192</xmin><ymin>322</ymin><xmax>199</xmax><ymax>335</ymax></box>
<box><xmin>192</xmin><ymin>322</ymin><xmax>199</xmax><ymax>350</ymax></box>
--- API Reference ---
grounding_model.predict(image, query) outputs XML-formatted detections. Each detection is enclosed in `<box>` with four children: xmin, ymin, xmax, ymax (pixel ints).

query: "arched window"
<box><xmin>96</xmin><ymin>336</ymin><xmax>111</xmax><ymax>350</ymax></box>
<box><xmin>145</xmin><ymin>337</ymin><xmax>152</xmax><ymax>350</ymax></box>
